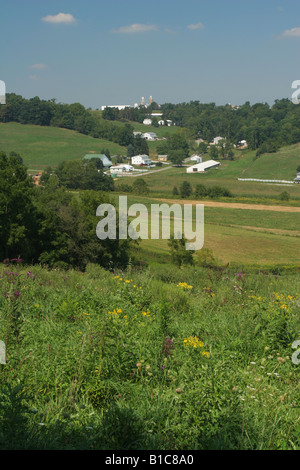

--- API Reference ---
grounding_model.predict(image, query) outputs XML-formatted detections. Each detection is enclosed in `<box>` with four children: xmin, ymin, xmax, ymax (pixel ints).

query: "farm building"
<box><xmin>238</xmin><ymin>140</ymin><xmax>248</xmax><ymax>149</ymax></box>
<box><xmin>83</xmin><ymin>154</ymin><xmax>112</xmax><ymax>168</ymax></box>
<box><xmin>158</xmin><ymin>155</ymin><xmax>168</xmax><ymax>162</ymax></box>
<box><xmin>142</xmin><ymin>132</ymin><xmax>157</xmax><ymax>141</ymax></box>
<box><xmin>211</xmin><ymin>136</ymin><xmax>225</xmax><ymax>145</ymax></box>
<box><xmin>186</xmin><ymin>160</ymin><xmax>220</xmax><ymax>173</ymax></box>
<box><xmin>131</xmin><ymin>155</ymin><xmax>152</xmax><ymax>166</ymax></box>
<box><xmin>190</xmin><ymin>155</ymin><xmax>202</xmax><ymax>163</ymax></box>
<box><xmin>143</xmin><ymin>118</ymin><xmax>152</xmax><ymax>125</ymax></box>
<box><xmin>110</xmin><ymin>164</ymin><xmax>134</xmax><ymax>173</ymax></box>
<box><xmin>294</xmin><ymin>173</ymin><xmax>300</xmax><ymax>183</ymax></box>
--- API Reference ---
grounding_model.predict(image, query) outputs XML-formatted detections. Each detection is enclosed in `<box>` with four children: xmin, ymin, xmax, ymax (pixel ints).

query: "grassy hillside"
<box><xmin>0</xmin><ymin>122</ymin><xmax>126</xmax><ymax>170</ymax></box>
<box><xmin>0</xmin><ymin>261</ymin><xmax>299</xmax><ymax>450</ymax></box>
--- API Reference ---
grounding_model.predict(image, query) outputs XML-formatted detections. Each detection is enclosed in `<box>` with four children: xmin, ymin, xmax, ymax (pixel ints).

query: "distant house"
<box><xmin>142</xmin><ymin>132</ymin><xmax>157</xmax><ymax>141</ymax></box>
<box><xmin>238</xmin><ymin>140</ymin><xmax>248</xmax><ymax>149</ymax></box>
<box><xmin>186</xmin><ymin>160</ymin><xmax>220</xmax><ymax>173</ymax></box>
<box><xmin>294</xmin><ymin>172</ymin><xmax>300</xmax><ymax>183</ymax></box>
<box><xmin>211</xmin><ymin>136</ymin><xmax>225</xmax><ymax>145</ymax></box>
<box><xmin>166</xmin><ymin>120</ymin><xmax>174</xmax><ymax>126</ymax></box>
<box><xmin>83</xmin><ymin>154</ymin><xmax>112</xmax><ymax>168</ymax></box>
<box><xmin>158</xmin><ymin>120</ymin><xmax>165</xmax><ymax>126</ymax></box>
<box><xmin>33</xmin><ymin>172</ymin><xmax>42</xmax><ymax>185</ymax></box>
<box><xmin>131</xmin><ymin>155</ymin><xmax>152</xmax><ymax>166</ymax></box>
<box><xmin>158</xmin><ymin>155</ymin><xmax>168</xmax><ymax>162</ymax></box>
<box><xmin>110</xmin><ymin>166</ymin><xmax>125</xmax><ymax>175</ymax></box>
<box><xmin>190</xmin><ymin>155</ymin><xmax>202</xmax><ymax>163</ymax></box>
<box><xmin>110</xmin><ymin>164</ymin><xmax>134</xmax><ymax>173</ymax></box>
<box><xmin>143</xmin><ymin>118</ymin><xmax>152</xmax><ymax>125</ymax></box>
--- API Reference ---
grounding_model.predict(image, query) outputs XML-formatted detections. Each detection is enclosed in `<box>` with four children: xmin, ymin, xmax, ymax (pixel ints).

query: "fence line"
<box><xmin>237</xmin><ymin>178</ymin><xmax>296</xmax><ymax>184</ymax></box>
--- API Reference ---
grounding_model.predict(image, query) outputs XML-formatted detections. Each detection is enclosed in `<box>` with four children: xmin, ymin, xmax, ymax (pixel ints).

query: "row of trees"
<box><xmin>0</xmin><ymin>152</ymin><xmax>130</xmax><ymax>270</ymax></box>
<box><xmin>159</xmin><ymin>99</ymin><xmax>300</xmax><ymax>151</ymax></box>
<box><xmin>41</xmin><ymin>160</ymin><xmax>114</xmax><ymax>191</ymax></box>
<box><xmin>173</xmin><ymin>181</ymin><xmax>233</xmax><ymax>199</ymax></box>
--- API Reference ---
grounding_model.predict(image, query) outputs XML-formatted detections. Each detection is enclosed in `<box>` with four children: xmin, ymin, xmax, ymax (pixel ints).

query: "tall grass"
<box><xmin>0</xmin><ymin>261</ymin><xmax>299</xmax><ymax>449</ymax></box>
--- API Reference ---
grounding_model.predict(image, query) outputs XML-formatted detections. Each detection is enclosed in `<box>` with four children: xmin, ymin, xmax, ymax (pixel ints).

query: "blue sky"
<box><xmin>1</xmin><ymin>0</ymin><xmax>300</xmax><ymax>108</ymax></box>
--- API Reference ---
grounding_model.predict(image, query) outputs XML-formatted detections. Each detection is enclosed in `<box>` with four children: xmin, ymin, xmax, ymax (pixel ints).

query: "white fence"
<box><xmin>237</xmin><ymin>178</ymin><xmax>296</xmax><ymax>184</ymax></box>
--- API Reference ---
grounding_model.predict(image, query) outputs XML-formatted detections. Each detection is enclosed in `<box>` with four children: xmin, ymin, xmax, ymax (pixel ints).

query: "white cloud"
<box><xmin>111</xmin><ymin>23</ymin><xmax>158</xmax><ymax>34</ymax></box>
<box><xmin>281</xmin><ymin>27</ymin><xmax>300</xmax><ymax>37</ymax></box>
<box><xmin>187</xmin><ymin>22</ymin><xmax>204</xmax><ymax>30</ymax></box>
<box><xmin>42</xmin><ymin>13</ymin><xmax>77</xmax><ymax>24</ymax></box>
<box><xmin>30</xmin><ymin>64</ymin><xmax>48</xmax><ymax>69</ymax></box>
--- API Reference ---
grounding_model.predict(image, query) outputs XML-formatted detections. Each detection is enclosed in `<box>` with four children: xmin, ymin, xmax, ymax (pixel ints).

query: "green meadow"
<box><xmin>0</xmin><ymin>122</ymin><xmax>126</xmax><ymax>170</ymax></box>
<box><xmin>0</xmin><ymin>262</ymin><xmax>299</xmax><ymax>450</ymax></box>
<box><xmin>109</xmin><ymin>194</ymin><xmax>300</xmax><ymax>267</ymax></box>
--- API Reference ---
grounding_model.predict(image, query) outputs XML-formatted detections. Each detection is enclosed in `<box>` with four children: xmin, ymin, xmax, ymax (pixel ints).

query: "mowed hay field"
<box><xmin>0</xmin><ymin>122</ymin><xmax>126</xmax><ymax>170</ymax></box>
<box><xmin>112</xmin><ymin>195</ymin><xmax>300</xmax><ymax>267</ymax></box>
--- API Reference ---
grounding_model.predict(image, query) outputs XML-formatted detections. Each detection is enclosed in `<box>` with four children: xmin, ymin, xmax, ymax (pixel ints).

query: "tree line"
<box><xmin>0</xmin><ymin>152</ymin><xmax>130</xmax><ymax>270</ymax></box>
<box><xmin>0</xmin><ymin>94</ymin><xmax>134</xmax><ymax>147</ymax></box>
<box><xmin>159</xmin><ymin>99</ymin><xmax>300</xmax><ymax>152</ymax></box>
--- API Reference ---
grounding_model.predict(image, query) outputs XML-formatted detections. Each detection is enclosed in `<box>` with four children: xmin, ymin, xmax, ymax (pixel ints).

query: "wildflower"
<box><xmin>177</xmin><ymin>282</ymin><xmax>193</xmax><ymax>290</ymax></box>
<box><xmin>82</xmin><ymin>312</ymin><xmax>91</xmax><ymax>316</ymax></box>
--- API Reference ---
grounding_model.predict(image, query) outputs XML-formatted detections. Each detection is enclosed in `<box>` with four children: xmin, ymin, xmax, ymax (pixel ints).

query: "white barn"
<box><xmin>131</xmin><ymin>155</ymin><xmax>152</xmax><ymax>166</ymax></box>
<box><xmin>190</xmin><ymin>155</ymin><xmax>203</xmax><ymax>163</ymax></box>
<box><xmin>142</xmin><ymin>132</ymin><xmax>157</xmax><ymax>140</ymax></box>
<box><xmin>186</xmin><ymin>160</ymin><xmax>220</xmax><ymax>173</ymax></box>
<box><xmin>110</xmin><ymin>164</ymin><xmax>134</xmax><ymax>173</ymax></box>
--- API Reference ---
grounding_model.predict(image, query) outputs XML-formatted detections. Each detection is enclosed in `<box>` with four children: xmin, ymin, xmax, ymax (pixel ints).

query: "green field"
<box><xmin>109</xmin><ymin>194</ymin><xmax>300</xmax><ymax>267</ymax></box>
<box><xmin>0</xmin><ymin>122</ymin><xmax>126</xmax><ymax>170</ymax></box>
<box><xmin>116</xmin><ymin>146</ymin><xmax>300</xmax><ymax>200</ymax></box>
<box><xmin>0</xmin><ymin>262</ymin><xmax>299</xmax><ymax>450</ymax></box>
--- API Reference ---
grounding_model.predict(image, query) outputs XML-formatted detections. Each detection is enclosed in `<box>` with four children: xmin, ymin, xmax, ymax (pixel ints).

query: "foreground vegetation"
<box><xmin>0</xmin><ymin>261</ymin><xmax>299</xmax><ymax>450</ymax></box>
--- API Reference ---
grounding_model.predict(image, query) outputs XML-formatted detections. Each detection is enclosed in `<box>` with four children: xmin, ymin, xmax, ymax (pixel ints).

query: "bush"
<box><xmin>279</xmin><ymin>191</ymin><xmax>290</xmax><ymax>201</ymax></box>
<box><xmin>195</xmin><ymin>248</ymin><xmax>216</xmax><ymax>267</ymax></box>
<box><xmin>207</xmin><ymin>185</ymin><xmax>233</xmax><ymax>198</ymax></box>
<box><xmin>179</xmin><ymin>181</ymin><xmax>192</xmax><ymax>198</ymax></box>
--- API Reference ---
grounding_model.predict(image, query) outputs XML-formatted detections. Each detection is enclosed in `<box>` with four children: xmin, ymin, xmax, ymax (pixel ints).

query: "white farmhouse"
<box><xmin>186</xmin><ymin>160</ymin><xmax>220</xmax><ymax>173</ymax></box>
<box><xmin>131</xmin><ymin>155</ymin><xmax>152</xmax><ymax>166</ymax></box>
<box><xmin>143</xmin><ymin>118</ymin><xmax>152</xmax><ymax>125</ymax></box>
<box><xmin>142</xmin><ymin>132</ymin><xmax>157</xmax><ymax>141</ymax></box>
